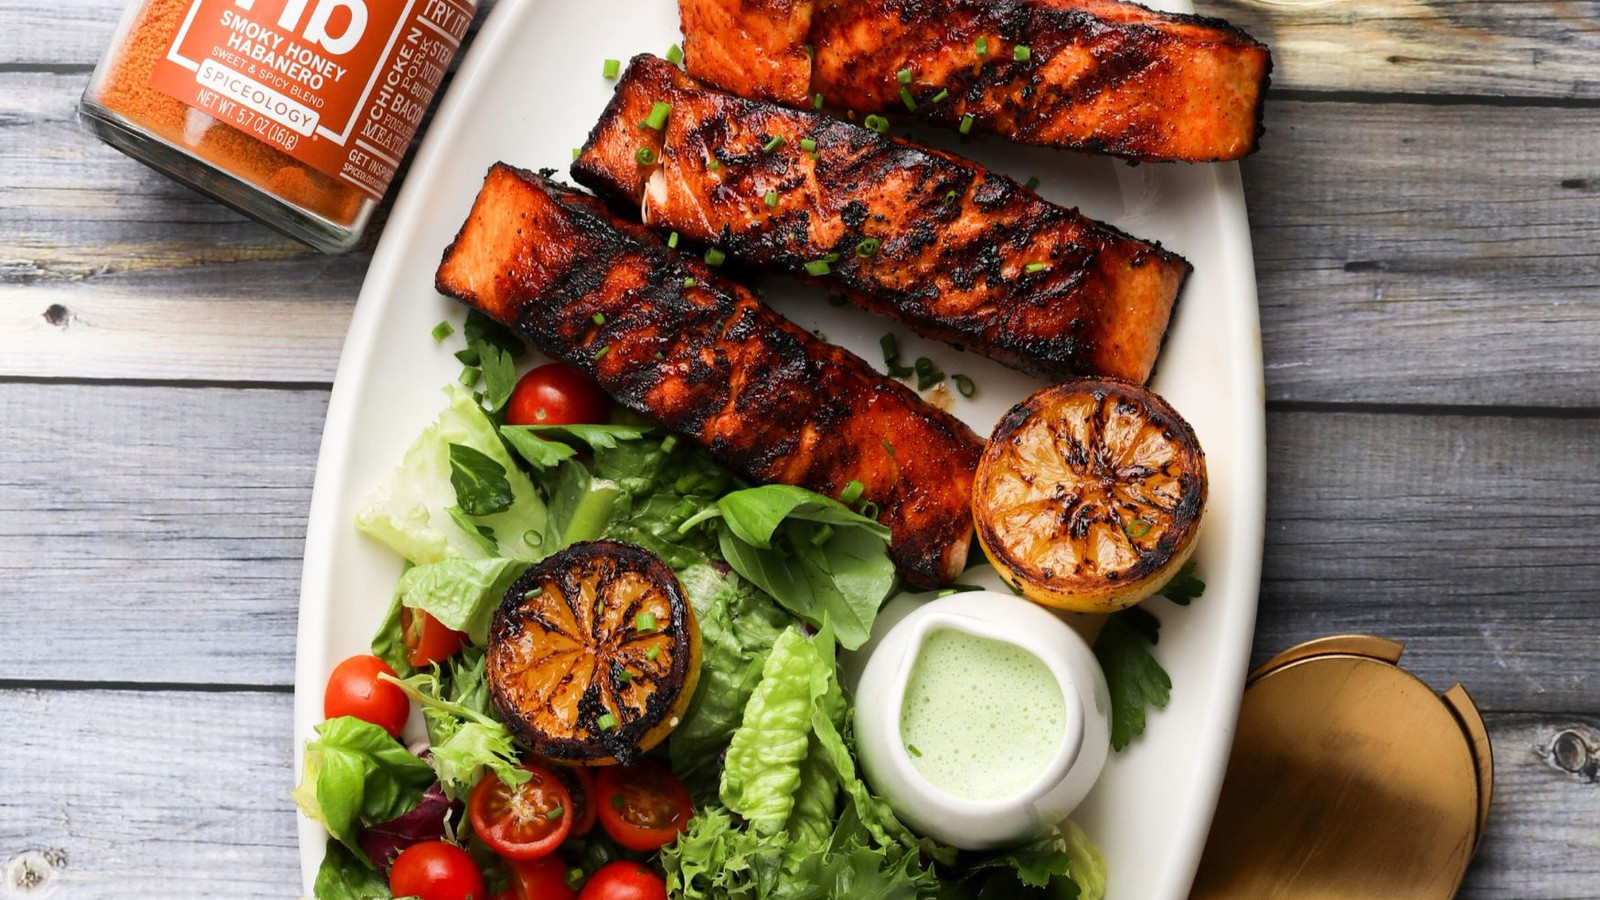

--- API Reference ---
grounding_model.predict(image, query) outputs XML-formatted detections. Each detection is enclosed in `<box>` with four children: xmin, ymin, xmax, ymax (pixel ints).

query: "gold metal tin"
<box><xmin>1191</xmin><ymin>635</ymin><xmax>1493</xmax><ymax>900</ymax></box>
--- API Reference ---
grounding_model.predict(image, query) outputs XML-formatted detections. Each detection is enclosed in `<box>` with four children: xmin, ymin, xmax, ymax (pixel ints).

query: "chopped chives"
<box><xmin>899</xmin><ymin>86</ymin><xmax>917</xmax><ymax>111</ymax></box>
<box><xmin>943</xmin><ymin>189</ymin><xmax>959</xmax><ymax>207</ymax></box>
<box><xmin>975</xmin><ymin>36</ymin><xmax>989</xmax><ymax>56</ymax></box>
<box><xmin>914</xmin><ymin>356</ymin><xmax>934</xmax><ymax>377</ymax></box>
<box><xmin>644</xmin><ymin>101</ymin><xmax>672</xmax><ymax>130</ymax></box>
<box><xmin>882</xmin><ymin>439</ymin><xmax>896</xmax><ymax>456</ymax></box>
<box><xmin>666</xmin><ymin>43</ymin><xmax>684</xmax><ymax>64</ymax></box>
<box><xmin>707</xmin><ymin>156</ymin><xmax>722</xmax><ymax>172</ymax></box>
<box><xmin>1025</xmin><ymin>262</ymin><xmax>1049</xmax><ymax>273</ymax></box>
<box><xmin>592</xmin><ymin>312</ymin><xmax>606</xmax><ymax>325</ymax></box>
<box><xmin>654</xmin><ymin>350</ymin><xmax>666</xmax><ymax>359</ymax></box>
<box><xmin>764</xmin><ymin>191</ymin><xmax>780</xmax><ymax>208</ymax></box>
<box><xmin>459</xmin><ymin>366</ymin><xmax>480</xmax><ymax>388</ymax></box>
<box><xmin>635</xmin><ymin>146</ymin><xmax>657</xmax><ymax>165</ymax></box>
<box><xmin>840</xmin><ymin>480</ymin><xmax>865</xmax><ymax>504</ymax></box>
<box><xmin>545</xmin><ymin>806</ymin><xmax>565</xmax><ymax>821</ymax></box>
<box><xmin>804</xmin><ymin>43</ymin><xmax>815</xmax><ymax>59</ymax></box>
<box><xmin>668</xmin><ymin>231</ymin><xmax>680</xmax><ymax>248</ymax></box>
<box><xmin>646</xmin><ymin>645</ymin><xmax>661</xmax><ymax>660</ymax></box>
<box><xmin>431</xmin><ymin>321</ymin><xmax>454</xmax><ymax>342</ymax></box>
<box><xmin>602</xmin><ymin>58</ymin><xmax>621</xmax><ymax>78</ymax></box>
<box><xmin>594</xmin><ymin>344</ymin><xmax>610</xmax><ymax>359</ymax></box>
<box><xmin>824</xmin><ymin>251</ymin><xmax>841</xmax><ymax>264</ymax></box>
<box><xmin>1024</xmin><ymin>176</ymin><xmax>1041</xmax><ymax>191</ymax></box>
<box><xmin>930</xmin><ymin>88</ymin><xmax>949</xmax><ymax>103</ymax></box>
<box><xmin>880</xmin><ymin>332</ymin><xmax>899</xmax><ymax>363</ymax></box>
<box><xmin>906</xmin><ymin>744</ymin><xmax>923</xmax><ymax>758</ymax></box>
<box><xmin>897</xmin><ymin>67</ymin><xmax>914</xmax><ymax>84</ymax></box>
<box><xmin>636</xmin><ymin>611</ymin><xmax>658</xmax><ymax>632</ymax></box>
<box><xmin>855</xmin><ymin>237</ymin><xmax>881</xmax><ymax>258</ymax></box>
<box><xmin>804</xmin><ymin>259</ymin><xmax>832</xmax><ymax>276</ymax></box>
<box><xmin>596</xmin><ymin>712</ymin><xmax>619</xmax><ymax>731</ymax></box>
<box><xmin>523</xmin><ymin>587</ymin><xmax>543</xmax><ymax>600</ymax></box>
<box><xmin>571</xmin><ymin>147</ymin><xmax>581</xmax><ymax>161</ymax></box>
<box><xmin>959</xmin><ymin>114</ymin><xmax>975</xmax><ymax>134</ymax></box>
<box><xmin>860</xmin><ymin>500</ymin><xmax>879</xmax><ymax>519</ymax></box>
<box><xmin>812</xmin><ymin>92</ymin><xmax>826</xmax><ymax>110</ymax></box>
<box><xmin>954</xmin><ymin>373</ymin><xmax>976</xmax><ymax>398</ymax></box>
<box><xmin>1014</xmin><ymin>44</ymin><xmax>1032</xmax><ymax>62</ymax></box>
<box><xmin>683</xmin><ymin>277</ymin><xmax>697</xmax><ymax>287</ymax></box>
<box><xmin>813</xmin><ymin>329</ymin><xmax>827</xmax><ymax>341</ymax></box>
<box><xmin>864</xmin><ymin>114</ymin><xmax>889</xmax><ymax>134</ymax></box>
<box><xmin>800</xmin><ymin>137</ymin><xmax>818</xmax><ymax>151</ymax></box>
<box><xmin>1124</xmin><ymin>518</ymin><xmax>1153</xmax><ymax>538</ymax></box>
<box><xmin>762</xmin><ymin>135</ymin><xmax>785</xmax><ymax>154</ymax></box>
<box><xmin>704</xmin><ymin>247</ymin><xmax>726</xmax><ymax>266</ymax></box>
<box><xmin>617</xmin><ymin>669</ymin><xmax>633</xmax><ymax>683</ymax></box>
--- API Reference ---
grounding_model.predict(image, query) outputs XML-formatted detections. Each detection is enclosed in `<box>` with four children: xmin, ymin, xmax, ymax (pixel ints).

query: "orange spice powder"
<box><xmin>95</xmin><ymin>0</ymin><xmax>364</xmax><ymax>225</ymax></box>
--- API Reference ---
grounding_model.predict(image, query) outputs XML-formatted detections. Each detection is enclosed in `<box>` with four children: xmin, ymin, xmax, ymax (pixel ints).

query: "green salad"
<box><xmin>296</xmin><ymin>314</ymin><xmax>1198</xmax><ymax>900</ymax></box>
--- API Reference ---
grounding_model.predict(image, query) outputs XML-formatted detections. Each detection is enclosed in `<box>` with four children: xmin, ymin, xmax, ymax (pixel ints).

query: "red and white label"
<box><xmin>151</xmin><ymin>0</ymin><xmax>474</xmax><ymax>199</ymax></box>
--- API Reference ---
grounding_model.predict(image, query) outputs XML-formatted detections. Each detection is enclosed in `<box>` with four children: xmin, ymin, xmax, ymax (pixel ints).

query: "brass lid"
<box><xmin>1191</xmin><ymin>635</ymin><xmax>1493</xmax><ymax>900</ymax></box>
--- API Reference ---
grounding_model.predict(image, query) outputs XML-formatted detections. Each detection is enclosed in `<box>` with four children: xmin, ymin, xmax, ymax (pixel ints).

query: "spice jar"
<box><xmin>80</xmin><ymin>0</ymin><xmax>477</xmax><ymax>253</ymax></box>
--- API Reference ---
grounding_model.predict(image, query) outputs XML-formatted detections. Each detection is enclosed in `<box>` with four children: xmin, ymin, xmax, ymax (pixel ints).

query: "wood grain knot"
<box><xmin>2</xmin><ymin>849</ymin><xmax>65</xmax><ymax>898</ymax></box>
<box><xmin>41</xmin><ymin>305</ymin><xmax>69</xmax><ymax>329</ymax></box>
<box><xmin>1546</xmin><ymin>729</ymin><xmax>1599</xmax><ymax>782</ymax></box>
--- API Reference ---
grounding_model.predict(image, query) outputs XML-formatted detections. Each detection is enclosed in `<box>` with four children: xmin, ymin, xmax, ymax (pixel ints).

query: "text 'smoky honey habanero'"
<box><xmin>81</xmin><ymin>0</ymin><xmax>477</xmax><ymax>252</ymax></box>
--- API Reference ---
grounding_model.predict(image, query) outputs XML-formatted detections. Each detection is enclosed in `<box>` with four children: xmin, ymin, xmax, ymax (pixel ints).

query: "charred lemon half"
<box><xmin>974</xmin><ymin>379</ymin><xmax>1207</xmax><ymax>613</ymax></box>
<box><xmin>488</xmin><ymin>541</ymin><xmax>701</xmax><ymax>766</ymax></box>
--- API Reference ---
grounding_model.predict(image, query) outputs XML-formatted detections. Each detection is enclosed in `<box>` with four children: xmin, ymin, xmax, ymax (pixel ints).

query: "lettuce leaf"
<box><xmin>292</xmin><ymin>716</ymin><xmax>435</xmax><ymax>861</ymax></box>
<box><xmin>670</xmin><ymin>565</ymin><xmax>790</xmax><ymax>801</ymax></box>
<box><xmin>356</xmin><ymin>385</ymin><xmax>546</xmax><ymax>564</ymax></box>
<box><xmin>683</xmin><ymin>486</ymin><xmax>896</xmax><ymax>650</ymax></box>
<box><xmin>719</xmin><ymin>627</ymin><xmax>833</xmax><ymax>834</ymax></box>
<box><xmin>393</xmin><ymin>557</ymin><xmax>528</xmax><ymax>645</ymax></box>
<box><xmin>385</xmin><ymin>651</ymin><xmax>527</xmax><ymax>799</ymax></box>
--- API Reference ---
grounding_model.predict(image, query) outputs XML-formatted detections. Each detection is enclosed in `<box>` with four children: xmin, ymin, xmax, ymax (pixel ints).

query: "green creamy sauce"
<box><xmin>898</xmin><ymin>628</ymin><xmax>1066</xmax><ymax>801</ymax></box>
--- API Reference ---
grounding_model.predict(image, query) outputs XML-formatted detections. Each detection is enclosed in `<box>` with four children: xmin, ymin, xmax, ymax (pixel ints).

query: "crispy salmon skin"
<box><xmin>573</xmin><ymin>56</ymin><xmax>1189</xmax><ymax>384</ymax></box>
<box><xmin>679</xmin><ymin>0</ymin><xmax>1271</xmax><ymax>162</ymax></box>
<box><xmin>435</xmin><ymin>164</ymin><xmax>983</xmax><ymax>587</ymax></box>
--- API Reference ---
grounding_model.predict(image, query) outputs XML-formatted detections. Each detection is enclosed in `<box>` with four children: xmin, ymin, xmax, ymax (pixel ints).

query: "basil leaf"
<box><xmin>447</xmin><ymin>443</ymin><xmax>514</xmax><ymax>516</ymax></box>
<box><xmin>313</xmin><ymin>839</ymin><xmax>394</xmax><ymax>899</ymax></box>
<box><xmin>292</xmin><ymin>717</ymin><xmax>434</xmax><ymax>861</ymax></box>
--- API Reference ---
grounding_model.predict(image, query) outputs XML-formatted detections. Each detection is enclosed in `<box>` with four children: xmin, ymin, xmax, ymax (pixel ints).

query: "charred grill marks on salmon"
<box><xmin>573</xmin><ymin>56</ymin><xmax>1190</xmax><ymax>384</ymax></box>
<box><xmin>436</xmin><ymin>163</ymin><xmax>983</xmax><ymax>587</ymax></box>
<box><xmin>679</xmin><ymin>0</ymin><xmax>1271</xmax><ymax>162</ymax></box>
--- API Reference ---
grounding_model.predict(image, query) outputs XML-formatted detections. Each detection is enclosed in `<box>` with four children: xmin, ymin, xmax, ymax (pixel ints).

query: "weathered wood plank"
<box><xmin>0</xmin><ymin>384</ymin><xmax>325</xmax><ymax>688</ymax></box>
<box><xmin>3</xmin><ymin>382</ymin><xmax>1597</xmax><ymax>712</ymax></box>
<box><xmin>0</xmin><ymin>686</ymin><xmax>1590</xmax><ymax>898</ymax></box>
<box><xmin>1</xmin><ymin>689</ymin><xmax>297</xmax><ymax>899</ymax></box>
<box><xmin>1246</xmin><ymin>101</ymin><xmax>1600</xmax><ymax>407</ymax></box>
<box><xmin>5</xmin><ymin>0</ymin><xmax>1600</xmax><ymax>99</ymax></box>
<box><xmin>6</xmin><ymin>76</ymin><xmax>1600</xmax><ymax>404</ymax></box>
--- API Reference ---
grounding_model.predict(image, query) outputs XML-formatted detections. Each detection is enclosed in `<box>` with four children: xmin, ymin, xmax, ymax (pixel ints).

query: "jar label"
<box><xmin>149</xmin><ymin>0</ymin><xmax>473</xmax><ymax>200</ymax></box>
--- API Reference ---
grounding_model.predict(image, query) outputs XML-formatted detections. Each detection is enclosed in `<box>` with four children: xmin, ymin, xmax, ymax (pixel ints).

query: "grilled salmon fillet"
<box><xmin>436</xmin><ymin>164</ymin><xmax>983</xmax><ymax>587</ymax></box>
<box><xmin>679</xmin><ymin>0</ymin><xmax>1271</xmax><ymax>162</ymax></box>
<box><xmin>573</xmin><ymin>56</ymin><xmax>1189</xmax><ymax>384</ymax></box>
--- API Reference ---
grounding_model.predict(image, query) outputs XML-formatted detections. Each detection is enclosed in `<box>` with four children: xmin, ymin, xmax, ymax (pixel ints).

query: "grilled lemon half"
<box><xmin>974</xmin><ymin>379</ymin><xmax>1207</xmax><ymax>613</ymax></box>
<box><xmin>488</xmin><ymin>541</ymin><xmax>701</xmax><ymax>765</ymax></box>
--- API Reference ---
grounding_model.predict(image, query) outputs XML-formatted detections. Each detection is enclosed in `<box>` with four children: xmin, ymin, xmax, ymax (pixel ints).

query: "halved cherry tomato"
<box><xmin>470</xmin><ymin>764</ymin><xmax>573</xmax><ymax>859</ymax></box>
<box><xmin>506</xmin><ymin>854</ymin><xmax>576</xmax><ymax>900</ymax></box>
<box><xmin>389</xmin><ymin>841</ymin><xmax>486</xmax><ymax>900</ymax></box>
<box><xmin>324</xmin><ymin>654</ymin><xmax>409</xmax><ymax>738</ymax></box>
<box><xmin>505</xmin><ymin>363</ymin><xmax>610</xmax><ymax>427</ymax></box>
<box><xmin>551</xmin><ymin>766</ymin><xmax>598</xmax><ymax>836</ymax></box>
<box><xmin>576</xmin><ymin>862</ymin><xmax>666</xmax><ymax>900</ymax></box>
<box><xmin>403</xmin><ymin>607</ymin><xmax>468</xmax><ymax>668</ymax></box>
<box><xmin>594</xmin><ymin>761</ymin><xmax>692</xmax><ymax>852</ymax></box>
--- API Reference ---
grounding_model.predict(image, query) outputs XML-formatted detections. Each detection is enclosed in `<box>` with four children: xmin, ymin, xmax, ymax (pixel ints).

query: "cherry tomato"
<box><xmin>506</xmin><ymin>854</ymin><xmax>576</xmax><ymax>900</ymax></box>
<box><xmin>324</xmin><ymin>654</ymin><xmax>409</xmax><ymax>738</ymax></box>
<box><xmin>470</xmin><ymin>764</ymin><xmax>573</xmax><ymax>859</ymax></box>
<box><xmin>594</xmin><ymin>761</ymin><xmax>693</xmax><ymax>852</ymax></box>
<box><xmin>576</xmin><ymin>862</ymin><xmax>666</xmax><ymax>900</ymax></box>
<box><xmin>389</xmin><ymin>841</ymin><xmax>486</xmax><ymax>900</ymax></box>
<box><xmin>550</xmin><ymin>766</ymin><xmax>598</xmax><ymax>836</ymax></box>
<box><xmin>505</xmin><ymin>363</ymin><xmax>611</xmax><ymax>427</ymax></box>
<box><xmin>403</xmin><ymin>607</ymin><xmax>467</xmax><ymax>668</ymax></box>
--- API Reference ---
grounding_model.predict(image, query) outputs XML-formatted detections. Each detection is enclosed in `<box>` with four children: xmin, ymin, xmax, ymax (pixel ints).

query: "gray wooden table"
<box><xmin>2</xmin><ymin>1</ymin><xmax>1597</xmax><ymax>896</ymax></box>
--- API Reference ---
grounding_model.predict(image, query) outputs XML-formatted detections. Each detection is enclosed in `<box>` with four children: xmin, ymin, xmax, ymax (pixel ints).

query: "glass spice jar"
<box><xmin>79</xmin><ymin>0</ymin><xmax>478</xmax><ymax>253</ymax></box>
